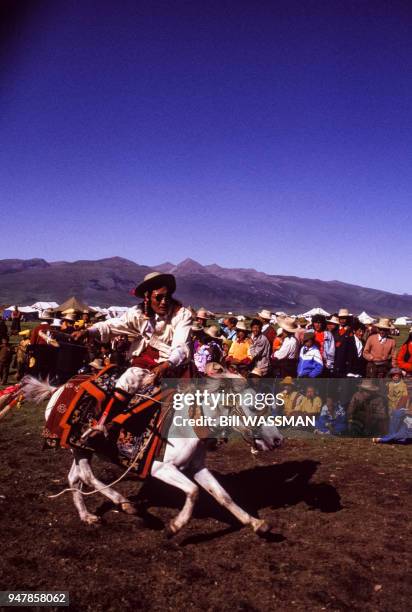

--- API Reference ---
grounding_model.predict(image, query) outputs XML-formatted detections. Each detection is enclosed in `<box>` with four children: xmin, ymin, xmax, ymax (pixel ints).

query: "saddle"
<box><xmin>43</xmin><ymin>365</ymin><xmax>175</xmax><ymax>479</ymax></box>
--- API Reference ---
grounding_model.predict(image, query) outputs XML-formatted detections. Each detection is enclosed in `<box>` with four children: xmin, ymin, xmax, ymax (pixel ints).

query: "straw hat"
<box><xmin>257</xmin><ymin>309</ymin><xmax>272</xmax><ymax>320</ymax></box>
<box><xmin>191</xmin><ymin>321</ymin><xmax>204</xmax><ymax>332</ymax></box>
<box><xmin>134</xmin><ymin>272</ymin><xmax>176</xmax><ymax>298</ymax></box>
<box><xmin>297</xmin><ymin>317</ymin><xmax>309</xmax><ymax>326</ymax></box>
<box><xmin>18</xmin><ymin>329</ymin><xmax>30</xmax><ymax>337</ymax></box>
<box><xmin>62</xmin><ymin>313</ymin><xmax>77</xmax><ymax>322</ymax></box>
<box><xmin>196</xmin><ymin>308</ymin><xmax>209</xmax><ymax>320</ymax></box>
<box><xmin>338</xmin><ymin>308</ymin><xmax>351</xmax><ymax>318</ymax></box>
<box><xmin>204</xmin><ymin>325</ymin><xmax>222</xmax><ymax>339</ymax></box>
<box><xmin>280</xmin><ymin>376</ymin><xmax>294</xmax><ymax>386</ymax></box>
<box><xmin>359</xmin><ymin>379</ymin><xmax>379</xmax><ymax>392</ymax></box>
<box><xmin>89</xmin><ymin>358</ymin><xmax>104</xmax><ymax>370</ymax></box>
<box><xmin>278</xmin><ymin>316</ymin><xmax>298</xmax><ymax>333</ymax></box>
<box><xmin>40</xmin><ymin>309</ymin><xmax>53</xmax><ymax>320</ymax></box>
<box><xmin>236</xmin><ymin>321</ymin><xmax>248</xmax><ymax>332</ymax></box>
<box><xmin>375</xmin><ymin>317</ymin><xmax>393</xmax><ymax>330</ymax></box>
<box><xmin>327</xmin><ymin>315</ymin><xmax>340</xmax><ymax>325</ymax></box>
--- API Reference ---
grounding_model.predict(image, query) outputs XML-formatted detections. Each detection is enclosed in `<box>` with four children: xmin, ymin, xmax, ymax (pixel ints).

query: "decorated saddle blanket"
<box><xmin>43</xmin><ymin>366</ymin><xmax>175</xmax><ymax>479</ymax></box>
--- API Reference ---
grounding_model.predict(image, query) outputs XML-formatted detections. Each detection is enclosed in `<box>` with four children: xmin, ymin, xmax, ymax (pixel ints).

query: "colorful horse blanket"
<box><xmin>43</xmin><ymin>366</ymin><xmax>175</xmax><ymax>478</ymax></box>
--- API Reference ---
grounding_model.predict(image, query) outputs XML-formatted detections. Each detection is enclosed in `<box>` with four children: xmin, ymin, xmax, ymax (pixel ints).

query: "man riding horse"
<box><xmin>73</xmin><ymin>271</ymin><xmax>192</xmax><ymax>416</ymax></box>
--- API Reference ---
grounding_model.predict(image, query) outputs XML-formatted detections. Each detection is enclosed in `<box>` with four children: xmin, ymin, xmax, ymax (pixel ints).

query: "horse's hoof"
<box><xmin>253</xmin><ymin>519</ymin><xmax>272</xmax><ymax>536</ymax></box>
<box><xmin>120</xmin><ymin>501</ymin><xmax>138</xmax><ymax>515</ymax></box>
<box><xmin>82</xmin><ymin>513</ymin><xmax>100</xmax><ymax>525</ymax></box>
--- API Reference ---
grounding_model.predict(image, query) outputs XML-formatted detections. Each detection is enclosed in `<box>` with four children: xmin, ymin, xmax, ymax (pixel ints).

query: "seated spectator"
<box><xmin>387</xmin><ymin>367</ymin><xmax>408</xmax><ymax>410</ymax></box>
<box><xmin>295</xmin><ymin>384</ymin><xmax>322</xmax><ymax>416</ymax></box>
<box><xmin>277</xmin><ymin>376</ymin><xmax>303</xmax><ymax>415</ymax></box>
<box><xmin>297</xmin><ymin>332</ymin><xmax>323</xmax><ymax>378</ymax></box>
<box><xmin>315</xmin><ymin>396</ymin><xmax>346</xmax><ymax>435</ymax></box>
<box><xmin>203</xmin><ymin>325</ymin><xmax>224</xmax><ymax>363</ymax></box>
<box><xmin>347</xmin><ymin>379</ymin><xmax>388</xmax><ymax>437</ymax></box>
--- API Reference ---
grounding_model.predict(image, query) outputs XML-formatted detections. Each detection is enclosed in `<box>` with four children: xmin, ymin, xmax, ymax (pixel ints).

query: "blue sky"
<box><xmin>1</xmin><ymin>1</ymin><xmax>411</xmax><ymax>293</ymax></box>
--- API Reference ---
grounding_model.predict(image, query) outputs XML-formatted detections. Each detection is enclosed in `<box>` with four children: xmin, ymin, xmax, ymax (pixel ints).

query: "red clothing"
<box><xmin>397</xmin><ymin>342</ymin><xmax>412</xmax><ymax>373</ymax></box>
<box><xmin>30</xmin><ymin>323</ymin><xmax>51</xmax><ymax>345</ymax></box>
<box><xmin>314</xmin><ymin>331</ymin><xmax>325</xmax><ymax>357</ymax></box>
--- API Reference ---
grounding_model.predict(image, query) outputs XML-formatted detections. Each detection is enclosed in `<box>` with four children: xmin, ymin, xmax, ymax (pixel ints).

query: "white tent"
<box><xmin>299</xmin><ymin>307</ymin><xmax>330</xmax><ymax>318</ymax></box>
<box><xmin>30</xmin><ymin>301</ymin><xmax>59</xmax><ymax>311</ymax></box>
<box><xmin>394</xmin><ymin>316</ymin><xmax>412</xmax><ymax>326</ymax></box>
<box><xmin>107</xmin><ymin>306</ymin><xmax>129</xmax><ymax>318</ymax></box>
<box><xmin>358</xmin><ymin>311</ymin><xmax>376</xmax><ymax>324</ymax></box>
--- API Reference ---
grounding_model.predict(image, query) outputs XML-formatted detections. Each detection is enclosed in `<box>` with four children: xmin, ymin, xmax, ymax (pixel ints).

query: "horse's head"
<box><xmin>203</xmin><ymin>366</ymin><xmax>283</xmax><ymax>453</ymax></box>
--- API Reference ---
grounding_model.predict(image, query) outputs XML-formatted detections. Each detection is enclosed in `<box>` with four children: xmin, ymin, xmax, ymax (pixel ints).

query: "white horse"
<box><xmin>22</xmin><ymin>374</ymin><xmax>283</xmax><ymax>536</ymax></box>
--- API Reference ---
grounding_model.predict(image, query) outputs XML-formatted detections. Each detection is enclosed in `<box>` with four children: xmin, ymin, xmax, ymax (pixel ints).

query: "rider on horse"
<box><xmin>73</xmin><ymin>271</ymin><xmax>192</xmax><ymax>413</ymax></box>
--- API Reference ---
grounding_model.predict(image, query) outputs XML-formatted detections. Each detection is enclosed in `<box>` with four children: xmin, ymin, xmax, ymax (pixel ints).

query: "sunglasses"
<box><xmin>153</xmin><ymin>293</ymin><xmax>171</xmax><ymax>303</ymax></box>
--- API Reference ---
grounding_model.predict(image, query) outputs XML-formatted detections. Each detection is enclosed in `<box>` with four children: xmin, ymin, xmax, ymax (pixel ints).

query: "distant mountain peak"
<box><xmin>175</xmin><ymin>258</ymin><xmax>207</xmax><ymax>273</ymax></box>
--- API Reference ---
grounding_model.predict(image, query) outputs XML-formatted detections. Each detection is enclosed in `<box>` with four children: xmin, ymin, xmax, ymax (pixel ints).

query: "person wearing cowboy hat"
<box><xmin>72</xmin><ymin>271</ymin><xmax>192</xmax><ymax>406</ymax></box>
<box><xmin>363</xmin><ymin>318</ymin><xmax>396</xmax><ymax>378</ymax></box>
<box><xmin>247</xmin><ymin>318</ymin><xmax>271</xmax><ymax>377</ymax></box>
<box><xmin>272</xmin><ymin>317</ymin><xmax>299</xmax><ymax>378</ymax></box>
<box><xmin>257</xmin><ymin>309</ymin><xmax>276</xmax><ymax>346</ymax></box>
<box><xmin>278</xmin><ymin>376</ymin><xmax>303</xmax><ymax>416</ymax></box>
<box><xmin>226</xmin><ymin>320</ymin><xmax>251</xmax><ymax>367</ymax></box>
<box><xmin>347</xmin><ymin>378</ymin><xmax>388</xmax><ymax>437</ymax></box>
<box><xmin>193</xmin><ymin>326</ymin><xmax>222</xmax><ymax>375</ymax></box>
<box><xmin>195</xmin><ymin>308</ymin><xmax>209</xmax><ymax>327</ymax></box>
<box><xmin>386</xmin><ymin>367</ymin><xmax>408</xmax><ymax>411</ymax></box>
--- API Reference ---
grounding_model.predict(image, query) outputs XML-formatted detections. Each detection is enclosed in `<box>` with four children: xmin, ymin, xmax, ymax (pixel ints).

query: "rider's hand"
<box><xmin>71</xmin><ymin>329</ymin><xmax>89</xmax><ymax>342</ymax></box>
<box><xmin>151</xmin><ymin>361</ymin><xmax>170</xmax><ymax>382</ymax></box>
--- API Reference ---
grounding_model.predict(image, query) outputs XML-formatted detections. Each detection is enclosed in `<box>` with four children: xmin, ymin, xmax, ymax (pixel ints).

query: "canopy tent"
<box><xmin>358</xmin><ymin>311</ymin><xmax>376</xmax><ymax>324</ymax></box>
<box><xmin>299</xmin><ymin>307</ymin><xmax>330</xmax><ymax>318</ymax></box>
<box><xmin>30</xmin><ymin>301</ymin><xmax>59</xmax><ymax>311</ymax></box>
<box><xmin>394</xmin><ymin>316</ymin><xmax>412</xmax><ymax>326</ymax></box>
<box><xmin>53</xmin><ymin>296</ymin><xmax>95</xmax><ymax>313</ymax></box>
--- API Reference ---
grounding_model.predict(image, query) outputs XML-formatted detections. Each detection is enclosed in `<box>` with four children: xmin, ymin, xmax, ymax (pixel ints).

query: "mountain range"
<box><xmin>0</xmin><ymin>257</ymin><xmax>411</xmax><ymax>316</ymax></box>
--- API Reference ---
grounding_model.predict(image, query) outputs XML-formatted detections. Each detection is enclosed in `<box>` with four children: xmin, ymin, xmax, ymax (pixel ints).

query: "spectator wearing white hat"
<box><xmin>272</xmin><ymin>317</ymin><xmax>299</xmax><ymax>378</ymax></box>
<box><xmin>257</xmin><ymin>309</ymin><xmax>276</xmax><ymax>347</ymax></box>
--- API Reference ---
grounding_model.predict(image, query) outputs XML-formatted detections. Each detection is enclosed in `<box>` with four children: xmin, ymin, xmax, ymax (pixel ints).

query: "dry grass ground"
<box><xmin>0</xmin><ymin>401</ymin><xmax>411</xmax><ymax>611</ymax></box>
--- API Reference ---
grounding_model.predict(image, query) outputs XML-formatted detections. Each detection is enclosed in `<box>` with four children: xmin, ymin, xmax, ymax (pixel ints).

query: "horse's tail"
<box><xmin>21</xmin><ymin>376</ymin><xmax>58</xmax><ymax>404</ymax></box>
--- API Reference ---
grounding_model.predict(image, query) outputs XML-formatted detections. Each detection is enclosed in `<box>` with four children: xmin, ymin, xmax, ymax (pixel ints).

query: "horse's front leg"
<box><xmin>151</xmin><ymin>460</ymin><xmax>199</xmax><ymax>535</ymax></box>
<box><xmin>193</xmin><ymin>467</ymin><xmax>271</xmax><ymax>536</ymax></box>
<box><xmin>68</xmin><ymin>457</ymin><xmax>100</xmax><ymax>525</ymax></box>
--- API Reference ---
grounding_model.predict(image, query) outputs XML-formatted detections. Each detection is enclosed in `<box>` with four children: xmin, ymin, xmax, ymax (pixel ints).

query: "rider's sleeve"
<box><xmin>168</xmin><ymin>307</ymin><xmax>192</xmax><ymax>367</ymax></box>
<box><xmin>89</xmin><ymin>307</ymin><xmax>143</xmax><ymax>343</ymax></box>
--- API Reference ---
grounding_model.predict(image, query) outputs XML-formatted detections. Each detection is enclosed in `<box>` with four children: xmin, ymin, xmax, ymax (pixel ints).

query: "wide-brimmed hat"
<box><xmin>278</xmin><ymin>316</ymin><xmax>298</xmax><ymax>333</ymax></box>
<box><xmin>327</xmin><ymin>315</ymin><xmax>340</xmax><ymax>325</ymax></box>
<box><xmin>134</xmin><ymin>272</ymin><xmax>176</xmax><ymax>298</ymax></box>
<box><xmin>40</xmin><ymin>309</ymin><xmax>53</xmax><ymax>320</ymax></box>
<box><xmin>297</xmin><ymin>317</ymin><xmax>309</xmax><ymax>326</ymax></box>
<box><xmin>338</xmin><ymin>308</ymin><xmax>351</xmax><ymax>318</ymax></box>
<box><xmin>89</xmin><ymin>358</ymin><xmax>104</xmax><ymax>370</ymax></box>
<box><xmin>51</xmin><ymin>318</ymin><xmax>62</xmax><ymax>327</ymax></box>
<box><xmin>236</xmin><ymin>321</ymin><xmax>248</xmax><ymax>332</ymax></box>
<box><xmin>389</xmin><ymin>367</ymin><xmax>403</xmax><ymax>377</ymax></box>
<box><xmin>196</xmin><ymin>308</ymin><xmax>209</xmax><ymax>320</ymax></box>
<box><xmin>204</xmin><ymin>325</ymin><xmax>222</xmax><ymax>339</ymax></box>
<box><xmin>257</xmin><ymin>309</ymin><xmax>272</xmax><ymax>320</ymax></box>
<box><xmin>18</xmin><ymin>329</ymin><xmax>30</xmax><ymax>337</ymax></box>
<box><xmin>62</xmin><ymin>313</ymin><xmax>77</xmax><ymax>322</ymax></box>
<box><xmin>359</xmin><ymin>379</ymin><xmax>379</xmax><ymax>392</ymax></box>
<box><xmin>281</xmin><ymin>376</ymin><xmax>294</xmax><ymax>386</ymax></box>
<box><xmin>191</xmin><ymin>321</ymin><xmax>204</xmax><ymax>332</ymax></box>
<box><xmin>375</xmin><ymin>317</ymin><xmax>393</xmax><ymax>330</ymax></box>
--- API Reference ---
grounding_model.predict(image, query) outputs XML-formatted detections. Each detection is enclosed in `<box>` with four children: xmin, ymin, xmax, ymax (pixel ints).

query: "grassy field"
<box><xmin>0</xmin><ymin>401</ymin><xmax>411</xmax><ymax>611</ymax></box>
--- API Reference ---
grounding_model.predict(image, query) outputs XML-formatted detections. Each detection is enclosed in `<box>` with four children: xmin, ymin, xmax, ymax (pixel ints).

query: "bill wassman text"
<box><xmin>173</xmin><ymin>415</ymin><xmax>316</xmax><ymax>428</ymax></box>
